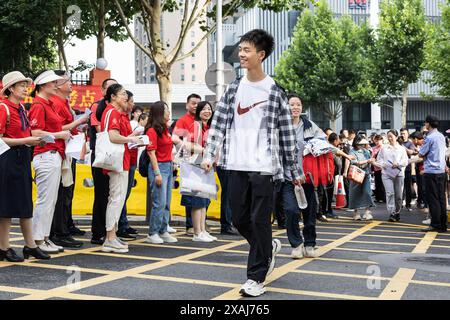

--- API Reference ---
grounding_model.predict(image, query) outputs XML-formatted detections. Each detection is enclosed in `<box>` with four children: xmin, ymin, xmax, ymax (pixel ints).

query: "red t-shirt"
<box><xmin>0</xmin><ymin>99</ymin><xmax>31</xmax><ymax>139</ymax></box>
<box><xmin>188</xmin><ymin>121</ymin><xmax>209</xmax><ymax>148</ymax></box>
<box><xmin>146</xmin><ymin>127</ymin><xmax>173</xmax><ymax>162</ymax></box>
<box><xmin>90</xmin><ymin>102</ymin><xmax>101</xmax><ymax>127</ymax></box>
<box><xmin>173</xmin><ymin>113</ymin><xmax>195</xmax><ymax>138</ymax></box>
<box><xmin>51</xmin><ymin>95</ymin><xmax>78</xmax><ymax>135</ymax></box>
<box><xmin>29</xmin><ymin>96</ymin><xmax>65</xmax><ymax>158</ymax></box>
<box><xmin>100</xmin><ymin>104</ymin><xmax>132</xmax><ymax>171</ymax></box>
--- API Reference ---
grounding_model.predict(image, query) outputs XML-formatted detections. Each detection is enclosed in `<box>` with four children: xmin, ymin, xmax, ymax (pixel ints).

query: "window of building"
<box><xmin>191</xmin><ymin>42</ymin><xmax>195</xmax><ymax>47</ymax></box>
<box><xmin>181</xmin><ymin>75</ymin><xmax>185</xmax><ymax>81</ymax></box>
<box><xmin>192</xmin><ymin>64</ymin><xmax>195</xmax><ymax>70</ymax></box>
<box><xmin>191</xmin><ymin>31</ymin><xmax>195</xmax><ymax>38</ymax></box>
<box><xmin>192</xmin><ymin>53</ymin><xmax>195</xmax><ymax>58</ymax></box>
<box><xmin>192</xmin><ymin>75</ymin><xmax>196</xmax><ymax>82</ymax></box>
<box><xmin>181</xmin><ymin>63</ymin><xmax>185</xmax><ymax>70</ymax></box>
<box><xmin>150</xmin><ymin>64</ymin><xmax>155</xmax><ymax>73</ymax></box>
<box><xmin>150</xmin><ymin>75</ymin><xmax>155</xmax><ymax>83</ymax></box>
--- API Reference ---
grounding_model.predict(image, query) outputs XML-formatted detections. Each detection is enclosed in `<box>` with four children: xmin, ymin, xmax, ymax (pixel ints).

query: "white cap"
<box><xmin>34</xmin><ymin>70</ymin><xmax>63</xmax><ymax>85</ymax></box>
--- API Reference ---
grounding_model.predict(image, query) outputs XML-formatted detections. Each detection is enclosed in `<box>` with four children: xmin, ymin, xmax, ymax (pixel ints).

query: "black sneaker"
<box><xmin>388</xmin><ymin>214</ymin><xmax>397</xmax><ymax>222</ymax></box>
<box><xmin>69</xmin><ymin>226</ymin><xmax>86</xmax><ymax>236</ymax></box>
<box><xmin>117</xmin><ymin>231</ymin><xmax>137</xmax><ymax>241</ymax></box>
<box><xmin>91</xmin><ymin>237</ymin><xmax>105</xmax><ymax>245</ymax></box>
<box><xmin>51</xmin><ymin>236</ymin><xmax>84</xmax><ymax>248</ymax></box>
<box><xmin>220</xmin><ymin>227</ymin><xmax>239</xmax><ymax>236</ymax></box>
<box><xmin>126</xmin><ymin>227</ymin><xmax>139</xmax><ymax>235</ymax></box>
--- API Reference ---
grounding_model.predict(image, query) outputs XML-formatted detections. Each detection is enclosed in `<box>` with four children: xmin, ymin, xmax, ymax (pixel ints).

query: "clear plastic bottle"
<box><xmin>295</xmin><ymin>185</ymin><xmax>308</xmax><ymax>209</ymax></box>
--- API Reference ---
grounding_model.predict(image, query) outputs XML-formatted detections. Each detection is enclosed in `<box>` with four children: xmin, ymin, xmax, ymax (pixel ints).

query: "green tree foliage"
<box><xmin>275</xmin><ymin>3</ymin><xmax>376</xmax><ymax>130</ymax></box>
<box><xmin>425</xmin><ymin>1</ymin><xmax>450</xmax><ymax>98</ymax></box>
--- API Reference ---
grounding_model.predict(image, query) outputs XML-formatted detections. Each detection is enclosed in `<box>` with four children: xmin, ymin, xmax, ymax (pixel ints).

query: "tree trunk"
<box><xmin>57</xmin><ymin>3</ymin><xmax>69</xmax><ymax>71</ymax></box>
<box><xmin>330</xmin><ymin>117</ymin><xmax>337</xmax><ymax>132</ymax></box>
<box><xmin>401</xmin><ymin>82</ymin><xmax>408</xmax><ymax>128</ymax></box>
<box><xmin>156</xmin><ymin>66</ymin><xmax>172</xmax><ymax>114</ymax></box>
<box><xmin>97</xmin><ymin>0</ymin><xmax>106</xmax><ymax>59</ymax></box>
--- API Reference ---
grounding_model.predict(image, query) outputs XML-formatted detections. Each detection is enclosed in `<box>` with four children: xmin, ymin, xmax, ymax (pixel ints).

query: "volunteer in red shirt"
<box><xmin>29</xmin><ymin>70</ymin><xmax>71</xmax><ymax>255</ymax></box>
<box><xmin>144</xmin><ymin>101</ymin><xmax>178</xmax><ymax>244</ymax></box>
<box><xmin>0</xmin><ymin>71</ymin><xmax>49</xmax><ymax>262</ymax></box>
<box><xmin>49</xmin><ymin>70</ymin><xmax>89</xmax><ymax>248</ymax></box>
<box><xmin>99</xmin><ymin>84</ymin><xmax>141</xmax><ymax>254</ymax></box>
<box><xmin>180</xmin><ymin>101</ymin><xmax>217</xmax><ymax>242</ymax></box>
<box><xmin>88</xmin><ymin>78</ymin><xmax>117</xmax><ymax>245</ymax></box>
<box><xmin>172</xmin><ymin>93</ymin><xmax>201</xmax><ymax>234</ymax></box>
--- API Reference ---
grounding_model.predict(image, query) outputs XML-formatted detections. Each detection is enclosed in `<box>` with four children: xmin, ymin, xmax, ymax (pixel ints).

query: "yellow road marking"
<box><xmin>333</xmin><ymin>247</ymin><xmax>404</xmax><ymax>254</ymax></box>
<box><xmin>378</xmin><ymin>231</ymin><xmax>438</xmax><ymax>299</ymax></box>
<box><xmin>265</xmin><ymin>286</ymin><xmax>377</xmax><ymax>300</ymax></box>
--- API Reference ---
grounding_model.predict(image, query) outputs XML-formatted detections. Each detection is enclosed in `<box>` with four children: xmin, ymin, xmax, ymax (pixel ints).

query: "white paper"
<box><xmin>128</xmin><ymin>135</ymin><xmax>149</xmax><ymax>149</ymax></box>
<box><xmin>0</xmin><ymin>138</ymin><xmax>10</xmax><ymax>156</ymax></box>
<box><xmin>41</xmin><ymin>135</ymin><xmax>55</xmax><ymax>144</ymax></box>
<box><xmin>65</xmin><ymin>134</ymin><xmax>85</xmax><ymax>160</ymax></box>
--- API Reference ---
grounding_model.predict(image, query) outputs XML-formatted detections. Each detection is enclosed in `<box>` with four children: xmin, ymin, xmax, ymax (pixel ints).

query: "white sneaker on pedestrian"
<box><xmin>160</xmin><ymin>232</ymin><xmax>178</xmax><ymax>243</ymax></box>
<box><xmin>116</xmin><ymin>238</ymin><xmax>129</xmax><ymax>248</ymax></box>
<box><xmin>303</xmin><ymin>246</ymin><xmax>318</xmax><ymax>258</ymax></box>
<box><xmin>145</xmin><ymin>234</ymin><xmax>164</xmax><ymax>244</ymax></box>
<box><xmin>167</xmin><ymin>225</ymin><xmax>177</xmax><ymax>233</ymax></box>
<box><xmin>46</xmin><ymin>239</ymin><xmax>64</xmax><ymax>252</ymax></box>
<box><xmin>239</xmin><ymin>279</ymin><xmax>266</xmax><ymax>297</ymax></box>
<box><xmin>203</xmin><ymin>231</ymin><xmax>217</xmax><ymax>241</ymax></box>
<box><xmin>299</xmin><ymin>221</ymin><xmax>304</xmax><ymax>228</ymax></box>
<box><xmin>193</xmin><ymin>233</ymin><xmax>213</xmax><ymax>242</ymax></box>
<box><xmin>362</xmin><ymin>210</ymin><xmax>373</xmax><ymax>220</ymax></box>
<box><xmin>102</xmin><ymin>239</ymin><xmax>129</xmax><ymax>253</ymax></box>
<box><xmin>267</xmin><ymin>239</ymin><xmax>282</xmax><ymax>277</ymax></box>
<box><xmin>422</xmin><ymin>218</ymin><xmax>431</xmax><ymax>225</ymax></box>
<box><xmin>291</xmin><ymin>243</ymin><xmax>304</xmax><ymax>259</ymax></box>
<box><xmin>38</xmin><ymin>241</ymin><xmax>59</xmax><ymax>254</ymax></box>
<box><xmin>353</xmin><ymin>210</ymin><xmax>362</xmax><ymax>221</ymax></box>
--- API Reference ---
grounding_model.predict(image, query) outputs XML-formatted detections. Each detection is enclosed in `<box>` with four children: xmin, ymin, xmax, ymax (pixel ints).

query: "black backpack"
<box><xmin>138</xmin><ymin>150</ymin><xmax>150</xmax><ymax>177</ymax></box>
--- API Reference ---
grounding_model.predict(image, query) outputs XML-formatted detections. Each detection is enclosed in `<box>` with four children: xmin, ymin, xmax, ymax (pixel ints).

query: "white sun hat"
<box><xmin>1</xmin><ymin>71</ymin><xmax>33</xmax><ymax>95</ymax></box>
<box><xmin>34</xmin><ymin>70</ymin><xmax>64</xmax><ymax>85</ymax></box>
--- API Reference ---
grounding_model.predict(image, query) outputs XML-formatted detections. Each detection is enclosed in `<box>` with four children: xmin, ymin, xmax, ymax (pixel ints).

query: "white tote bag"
<box><xmin>92</xmin><ymin>109</ymin><xmax>125</xmax><ymax>172</ymax></box>
<box><xmin>179</xmin><ymin>161</ymin><xmax>217</xmax><ymax>200</ymax></box>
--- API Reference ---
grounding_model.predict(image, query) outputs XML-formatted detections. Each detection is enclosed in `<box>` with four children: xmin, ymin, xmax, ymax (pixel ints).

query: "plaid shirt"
<box><xmin>203</xmin><ymin>77</ymin><xmax>301</xmax><ymax>182</ymax></box>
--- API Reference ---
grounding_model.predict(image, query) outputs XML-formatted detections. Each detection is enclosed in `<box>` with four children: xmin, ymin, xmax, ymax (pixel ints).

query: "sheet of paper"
<box><xmin>0</xmin><ymin>138</ymin><xmax>10</xmax><ymax>156</ymax></box>
<box><xmin>128</xmin><ymin>135</ymin><xmax>149</xmax><ymax>149</ymax></box>
<box><xmin>65</xmin><ymin>134</ymin><xmax>85</xmax><ymax>160</ymax></box>
<box><xmin>41</xmin><ymin>135</ymin><xmax>55</xmax><ymax>144</ymax></box>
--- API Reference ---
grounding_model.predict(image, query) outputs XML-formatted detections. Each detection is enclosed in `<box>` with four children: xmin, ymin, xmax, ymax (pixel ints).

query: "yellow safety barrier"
<box><xmin>32</xmin><ymin>164</ymin><xmax>222</xmax><ymax>219</ymax></box>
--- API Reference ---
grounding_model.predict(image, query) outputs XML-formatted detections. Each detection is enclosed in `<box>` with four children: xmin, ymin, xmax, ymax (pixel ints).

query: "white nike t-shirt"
<box><xmin>227</xmin><ymin>75</ymin><xmax>274</xmax><ymax>173</ymax></box>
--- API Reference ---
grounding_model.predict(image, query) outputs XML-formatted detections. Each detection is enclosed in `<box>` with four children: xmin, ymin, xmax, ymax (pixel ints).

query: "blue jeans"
<box><xmin>148</xmin><ymin>162</ymin><xmax>173</xmax><ymax>235</ymax></box>
<box><xmin>118</xmin><ymin>165</ymin><xmax>136</xmax><ymax>233</ymax></box>
<box><xmin>281</xmin><ymin>182</ymin><xmax>317</xmax><ymax>248</ymax></box>
<box><xmin>217</xmin><ymin>166</ymin><xmax>233</xmax><ymax>231</ymax></box>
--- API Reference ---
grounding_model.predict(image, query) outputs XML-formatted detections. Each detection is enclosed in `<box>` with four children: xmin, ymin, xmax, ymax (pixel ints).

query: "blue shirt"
<box><xmin>419</xmin><ymin>129</ymin><xmax>446</xmax><ymax>174</ymax></box>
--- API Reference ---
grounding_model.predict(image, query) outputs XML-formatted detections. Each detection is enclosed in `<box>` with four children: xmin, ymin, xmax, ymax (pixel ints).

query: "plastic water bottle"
<box><xmin>295</xmin><ymin>185</ymin><xmax>308</xmax><ymax>209</ymax></box>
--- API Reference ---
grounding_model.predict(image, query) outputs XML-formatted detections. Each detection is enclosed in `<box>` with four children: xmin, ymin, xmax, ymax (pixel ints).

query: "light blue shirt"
<box><xmin>419</xmin><ymin>128</ymin><xmax>446</xmax><ymax>174</ymax></box>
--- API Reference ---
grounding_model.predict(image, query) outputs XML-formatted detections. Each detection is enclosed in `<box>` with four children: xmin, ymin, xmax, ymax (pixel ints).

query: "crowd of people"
<box><xmin>0</xmin><ymin>29</ymin><xmax>449</xmax><ymax>298</ymax></box>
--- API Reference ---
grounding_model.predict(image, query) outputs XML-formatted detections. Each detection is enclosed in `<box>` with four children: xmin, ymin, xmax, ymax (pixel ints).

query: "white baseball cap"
<box><xmin>34</xmin><ymin>70</ymin><xmax>64</xmax><ymax>85</ymax></box>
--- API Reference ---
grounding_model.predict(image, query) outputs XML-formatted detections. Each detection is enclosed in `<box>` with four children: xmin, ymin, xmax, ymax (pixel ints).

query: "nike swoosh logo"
<box><xmin>237</xmin><ymin>100</ymin><xmax>268</xmax><ymax>115</ymax></box>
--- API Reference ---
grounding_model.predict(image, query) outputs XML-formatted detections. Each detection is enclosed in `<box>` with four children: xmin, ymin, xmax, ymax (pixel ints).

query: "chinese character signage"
<box><xmin>349</xmin><ymin>0</ymin><xmax>368</xmax><ymax>9</ymax></box>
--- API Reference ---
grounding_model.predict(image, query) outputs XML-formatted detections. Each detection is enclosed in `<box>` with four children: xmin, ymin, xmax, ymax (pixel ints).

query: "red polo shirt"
<box><xmin>90</xmin><ymin>102</ymin><xmax>101</xmax><ymax>127</ymax></box>
<box><xmin>188</xmin><ymin>121</ymin><xmax>209</xmax><ymax>147</ymax></box>
<box><xmin>173</xmin><ymin>112</ymin><xmax>195</xmax><ymax>138</ymax></box>
<box><xmin>0</xmin><ymin>99</ymin><xmax>31</xmax><ymax>139</ymax></box>
<box><xmin>146</xmin><ymin>127</ymin><xmax>173</xmax><ymax>162</ymax></box>
<box><xmin>100</xmin><ymin>104</ymin><xmax>132</xmax><ymax>171</ymax></box>
<box><xmin>50</xmin><ymin>95</ymin><xmax>78</xmax><ymax>135</ymax></box>
<box><xmin>29</xmin><ymin>95</ymin><xmax>65</xmax><ymax>158</ymax></box>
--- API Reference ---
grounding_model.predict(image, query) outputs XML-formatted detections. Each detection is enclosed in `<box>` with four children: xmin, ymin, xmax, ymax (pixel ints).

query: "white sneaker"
<box><xmin>362</xmin><ymin>210</ymin><xmax>373</xmax><ymax>220</ymax></box>
<box><xmin>116</xmin><ymin>238</ymin><xmax>129</xmax><ymax>248</ymax></box>
<box><xmin>353</xmin><ymin>210</ymin><xmax>362</xmax><ymax>221</ymax></box>
<box><xmin>102</xmin><ymin>239</ymin><xmax>129</xmax><ymax>253</ymax></box>
<box><xmin>239</xmin><ymin>279</ymin><xmax>266</xmax><ymax>297</ymax></box>
<box><xmin>167</xmin><ymin>225</ymin><xmax>177</xmax><ymax>233</ymax></box>
<box><xmin>145</xmin><ymin>234</ymin><xmax>164</xmax><ymax>244</ymax></box>
<box><xmin>267</xmin><ymin>239</ymin><xmax>282</xmax><ymax>277</ymax></box>
<box><xmin>299</xmin><ymin>221</ymin><xmax>304</xmax><ymax>228</ymax></box>
<box><xmin>303</xmin><ymin>246</ymin><xmax>318</xmax><ymax>258</ymax></box>
<box><xmin>46</xmin><ymin>239</ymin><xmax>64</xmax><ymax>252</ymax></box>
<box><xmin>160</xmin><ymin>232</ymin><xmax>178</xmax><ymax>243</ymax></box>
<box><xmin>193</xmin><ymin>233</ymin><xmax>213</xmax><ymax>242</ymax></box>
<box><xmin>203</xmin><ymin>231</ymin><xmax>217</xmax><ymax>241</ymax></box>
<box><xmin>38</xmin><ymin>241</ymin><xmax>59</xmax><ymax>254</ymax></box>
<box><xmin>422</xmin><ymin>218</ymin><xmax>431</xmax><ymax>225</ymax></box>
<box><xmin>291</xmin><ymin>243</ymin><xmax>304</xmax><ymax>259</ymax></box>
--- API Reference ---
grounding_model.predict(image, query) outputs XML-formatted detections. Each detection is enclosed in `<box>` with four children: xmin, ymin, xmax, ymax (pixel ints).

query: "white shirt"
<box><xmin>227</xmin><ymin>75</ymin><xmax>274</xmax><ymax>174</ymax></box>
<box><xmin>375</xmin><ymin>143</ymin><xmax>409</xmax><ymax>177</ymax></box>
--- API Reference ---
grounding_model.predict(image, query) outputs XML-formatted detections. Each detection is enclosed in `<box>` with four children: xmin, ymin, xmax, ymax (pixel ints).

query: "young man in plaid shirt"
<box><xmin>201</xmin><ymin>29</ymin><xmax>302</xmax><ymax>297</ymax></box>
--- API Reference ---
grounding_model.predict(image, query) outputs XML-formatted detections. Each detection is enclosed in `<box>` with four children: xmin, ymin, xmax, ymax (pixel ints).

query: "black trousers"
<box><xmin>229</xmin><ymin>171</ymin><xmax>274</xmax><ymax>283</ymax></box>
<box><xmin>272</xmin><ymin>187</ymin><xmax>286</xmax><ymax>227</ymax></box>
<box><xmin>374</xmin><ymin>171</ymin><xmax>385</xmax><ymax>202</ymax></box>
<box><xmin>403</xmin><ymin>169</ymin><xmax>413</xmax><ymax>207</ymax></box>
<box><xmin>424</xmin><ymin>173</ymin><xmax>447</xmax><ymax>230</ymax></box>
<box><xmin>217</xmin><ymin>167</ymin><xmax>233</xmax><ymax>231</ymax></box>
<box><xmin>51</xmin><ymin>158</ymin><xmax>77</xmax><ymax>238</ymax></box>
<box><xmin>90</xmin><ymin>152</ymin><xmax>110</xmax><ymax>239</ymax></box>
<box><xmin>416</xmin><ymin>164</ymin><xmax>427</xmax><ymax>207</ymax></box>
<box><xmin>319</xmin><ymin>183</ymin><xmax>334</xmax><ymax>215</ymax></box>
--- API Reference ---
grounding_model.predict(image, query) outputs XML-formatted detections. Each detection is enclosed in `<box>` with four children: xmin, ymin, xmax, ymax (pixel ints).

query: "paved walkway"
<box><xmin>0</xmin><ymin>207</ymin><xmax>449</xmax><ymax>300</ymax></box>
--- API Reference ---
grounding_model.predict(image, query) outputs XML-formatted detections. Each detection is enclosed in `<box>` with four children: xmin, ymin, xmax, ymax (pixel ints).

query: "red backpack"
<box><xmin>303</xmin><ymin>153</ymin><xmax>335</xmax><ymax>186</ymax></box>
